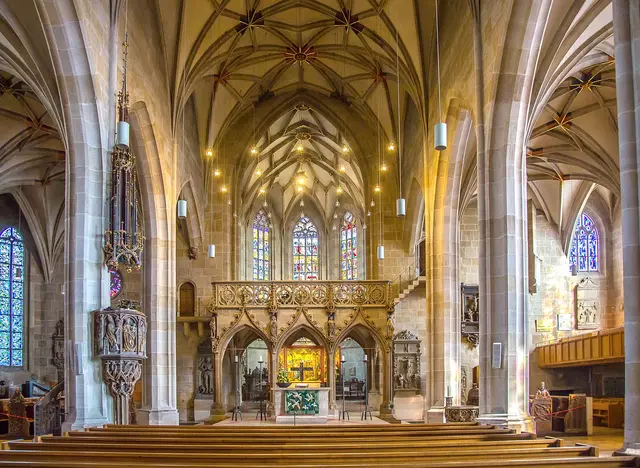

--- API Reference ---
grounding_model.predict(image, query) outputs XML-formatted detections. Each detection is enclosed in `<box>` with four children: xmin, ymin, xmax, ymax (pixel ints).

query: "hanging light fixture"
<box><xmin>336</xmin><ymin>186</ymin><xmax>343</xmax><ymax>195</ymax></box>
<box><xmin>214</xmin><ymin>168</ymin><xmax>221</xmax><ymax>177</ymax></box>
<box><xmin>296</xmin><ymin>143</ymin><xmax>304</xmax><ymax>152</ymax></box>
<box><xmin>374</xmin><ymin>185</ymin><xmax>381</xmax><ymax>193</ymax></box>
<box><xmin>377</xmin><ymin>245</ymin><xmax>385</xmax><ymax>259</ymax></box>
<box><xmin>259</xmin><ymin>187</ymin><xmax>266</xmax><ymax>195</ymax></box>
<box><xmin>208</xmin><ymin>244</ymin><xmax>216</xmax><ymax>258</ymax></box>
<box><xmin>387</xmin><ymin>142</ymin><xmax>395</xmax><ymax>151</ymax></box>
<box><xmin>434</xmin><ymin>0</ymin><xmax>447</xmax><ymax>151</ymax></box>
<box><xmin>380</xmin><ymin>162</ymin><xmax>388</xmax><ymax>172</ymax></box>
<box><xmin>255</xmin><ymin>167</ymin><xmax>262</xmax><ymax>176</ymax></box>
<box><xmin>221</xmin><ymin>185</ymin><xmax>228</xmax><ymax>193</ymax></box>
<box><xmin>250</xmin><ymin>146</ymin><xmax>258</xmax><ymax>155</ymax></box>
<box><xmin>342</xmin><ymin>144</ymin><xmax>349</xmax><ymax>153</ymax></box>
<box><xmin>339</xmin><ymin>164</ymin><xmax>346</xmax><ymax>172</ymax></box>
<box><xmin>206</xmin><ymin>148</ymin><xmax>213</xmax><ymax>157</ymax></box>
<box><xmin>177</xmin><ymin>199</ymin><xmax>187</xmax><ymax>219</ymax></box>
<box><xmin>103</xmin><ymin>31</ymin><xmax>144</xmax><ymax>272</ymax></box>
<box><xmin>395</xmin><ymin>29</ymin><xmax>407</xmax><ymax>217</ymax></box>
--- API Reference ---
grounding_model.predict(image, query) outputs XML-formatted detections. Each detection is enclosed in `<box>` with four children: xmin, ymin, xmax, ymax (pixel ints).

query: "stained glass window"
<box><xmin>252</xmin><ymin>210</ymin><xmax>270</xmax><ymax>280</ymax></box>
<box><xmin>293</xmin><ymin>216</ymin><xmax>319</xmax><ymax>280</ymax></box>
<box><xmin>340</xmin><ymin>212</ymin><xmax>358</xmax><ymax>280</ymax></box>
<box><xmin>569</xmin><ymin>212</ymin><xmax>599</xmax><ymax>273</ymax></box>
<box><xmin>110</xmin><ymin>269</ymin><xmax>123</xmax><ymax>298</ymax></box>
<box><xmin>0</xmin><ymin>227</ymin><xmax>24</xmax><ymax>367</ymax></box>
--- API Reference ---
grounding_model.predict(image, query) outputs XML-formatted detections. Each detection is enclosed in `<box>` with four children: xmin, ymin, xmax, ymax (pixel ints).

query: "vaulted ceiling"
<box><xmin>160</xmin><ymin>0</ymin><xmax>426</xmax><ymax>214</ymax></box>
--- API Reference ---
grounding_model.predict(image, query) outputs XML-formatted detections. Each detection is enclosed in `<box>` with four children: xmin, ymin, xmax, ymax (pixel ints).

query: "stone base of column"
<box><xmin>476</xmin><ymin>413</ymin><xmax>535</xmax><ymax>433</ymax></box>
<box><xmin>62</xmin><ymin>415</ymin><xmax>111</xmax><ymax>432</ymax></box>
<box><xmin>137</xmin><ymin>408</ymin><xmax>179</xmax><ymax>425</ymax></box>
<box><xmin>425</xmin><ymin>405</ymin><xmax>445</xmax><ymax>423</ymax></box>
<box><xmin>204</xmin><ymin>402</ymin><xmax>227</xmax><ymax>424</ymax></box>
<box><xmin>615</xmin><ymin>444</ymin><xmax>640</xmax><ymax>456</ymax></box>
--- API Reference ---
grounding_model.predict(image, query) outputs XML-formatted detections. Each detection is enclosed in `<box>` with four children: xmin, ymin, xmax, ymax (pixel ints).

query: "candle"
<box><xmin>235</xmin><ymin>355</ymin><xmax>238</xmax><ymax>363</ymax></box>
<box><xmin>364</xmin><ymin>354</ymin><xmax>368</xmax><ymax>362</ymax></box>
<box><xmin>259</xmin><ymin>356</ymin><xmax>263</xmax><ymax>362</ymax></box>
<box><xmin>447</xmin><ymin>385</ymin><xmax>451</xmax><ymax>397</ymax></box>
<box><xmin>341</xmin><ymin>355</ymin><xmax>345</xmax><ymax>362</ymax></box>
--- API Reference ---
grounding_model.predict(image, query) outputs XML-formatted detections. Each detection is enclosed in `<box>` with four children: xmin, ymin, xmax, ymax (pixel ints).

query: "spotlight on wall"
<box><xmin>177</xmin><ymin>199</ymin><xmax>187</xmax><ymax>219</ymax></box>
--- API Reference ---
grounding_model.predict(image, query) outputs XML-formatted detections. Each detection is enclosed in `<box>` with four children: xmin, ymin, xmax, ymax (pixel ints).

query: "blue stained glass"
<box><xmin>0</xmin><ymin>332</ymin><xmax>9</xmax><ymax>348</ymax></box>
<box><xmin>340</xmin><ymin>212</ymin><xmax>358</xmax><ymax>280</ymax></box>
<box><xmin>252</xmin><ymin>210</ymin><xmax>270</xmax><ymax>280</ymax></box>
<box><xmin>292</xmin><ymin>216</ymin><xmax>319</xmax><ymax>280</ymax></box>
<box><xmin>0</xmin><ymin>349</ymin><xmax>9</xmax><ymax>366</ymax></box>
<box><xmin>11</xmin><ymin>316</ymin><xmax>22</xmax><ymax>333</ymax></box>
<box><xmin>10</xmin><ymin>332</ymin><xmax>21</xmax><ymax>349</ymax></box>
<box><xmin>0</xmin><ymin>227</ymin><xmax>24</xmax><ymax>367</ymax></box>
<box><xmin>11</xmin><ymin>352</ymin><xmax>21</xmax><ymax>367</ymax></box>
<box><xmin>569</xmin><ymin>213</ymin><xmax>599</xmax><ymax>273</ymax></box>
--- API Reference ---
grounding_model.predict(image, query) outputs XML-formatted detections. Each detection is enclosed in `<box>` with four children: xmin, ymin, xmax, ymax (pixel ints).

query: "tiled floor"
<box><xmin>560</xmin><ymin>426</ymin><xmax>624</xmax><ymax>456</ymax></box>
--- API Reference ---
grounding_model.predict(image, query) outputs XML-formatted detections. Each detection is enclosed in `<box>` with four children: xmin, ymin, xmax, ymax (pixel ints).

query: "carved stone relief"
<box><xmin>461</xmin><ymin>284</ymin><xmax>479</xmax><ymax>347</ymax></box>
<box><xmin>52</xmin><ymin>319</ymin><xmax>64</xmax><ymax>381</ymax></box>
<box><xmin>392</xmin><ymin>331</ymin><xmax>421</xmax><ymax>392</ymax></box>
<box><xmin>196</xmin><ymin>339</ymin><xmax>213</xmax><ymax>398</ymax></box>
<box><xmin>575</xmin><ymin>277</ymin><xmax>599</xmax><ymax>330</ymax></box>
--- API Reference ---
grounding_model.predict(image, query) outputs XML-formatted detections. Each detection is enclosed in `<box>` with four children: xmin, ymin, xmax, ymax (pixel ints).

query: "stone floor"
<box><xmin>561</xmin><ymin>426</ymin><xmax>624</xmax><ymax>457</ymax></box>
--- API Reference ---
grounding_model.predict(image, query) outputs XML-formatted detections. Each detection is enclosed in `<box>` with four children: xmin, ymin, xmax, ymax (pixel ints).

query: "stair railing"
<box><xmin>34</xmin><ymin>381</ymin><xmax>64</xmax><ymax>437</ymax></box>
<box><xmin>391</xmin><ymin>258</ymin><xmax>424</xmax><ymax>301</ymax></box>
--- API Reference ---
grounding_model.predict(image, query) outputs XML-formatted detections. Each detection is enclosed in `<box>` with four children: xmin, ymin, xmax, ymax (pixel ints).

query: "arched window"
<box><xmin>340</xmin><ymin>212</ymin><xmax>358</xmax><ymax>280</ymax></box>
<box><xmin>293</xmin><ymin>216</ymin><xmax>319</xmax><ymax>280</ymax></box>
<box><xmin>569</xmin><ymin>212</ymin><xmax>599</xmax><ymax>272</ymax></box>
<box><xmin>252</xmin><ymin>210</ymin><xmax>270</xmax><ymax>280</ymax></box>
<box><xmin>0</xmin><ymin>227</ymin><xmax>24</xmax><ymax>366</ymax></box>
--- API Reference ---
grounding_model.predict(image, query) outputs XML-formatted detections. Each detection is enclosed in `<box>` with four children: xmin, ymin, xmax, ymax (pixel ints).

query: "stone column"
<box><xmin>327</xmin><ymin>347</ymin><xmax>336</xmax><ymax>410</ymax></box>
<box><xmin>470</xmin><ymin>0</ymin><xmax>546</xmax><ymax>433</ymax></box>
<box><xmin>207</xmin><ymin>315</ymin><xmax>226</xmax><ymax>423</ymax></box>
<box><xmin>613</xmin><ymin>0</ymin><xmax>640</xmax><ymax>452</ymax></box>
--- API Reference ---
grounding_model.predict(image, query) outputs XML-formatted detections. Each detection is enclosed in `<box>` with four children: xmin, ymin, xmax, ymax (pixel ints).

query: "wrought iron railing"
<box><xmin>211</xmin><ymin>280</ymin><xmax>391</xmax><ymax>309</ymax></box>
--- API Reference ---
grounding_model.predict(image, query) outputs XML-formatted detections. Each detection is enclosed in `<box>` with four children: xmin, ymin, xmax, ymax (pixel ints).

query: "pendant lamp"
<box><xmin>435</xmin><ymin>122</ymin><xmax>447</xmax><ymax>151</ymax></box>
<box><xmin>177</xmin><ymin>199</ymin><xmax>187</xmax><ymax>219</ymax></box>
<box><xmin>377</xmin><ymin>245</ymin><xmax>385</xmax><ymax>259</ymax></box>
<box><xmin>116</xmin><ymin>121</ymin><xmax>130</xmax><ymax>149</ymax></box>
<box><xmin>396</xmin><ymin>198</ymin><xmax>406</xmax><ymax>217</ymax></box>
<box><xmin>434</xmin><ymin>0</ymin><xmax>447</xmax><ymax>151</ymax></box>
<box><xmin>208</xmin><ymin>244</ymin><xmax>216</xmax><ymax>258</ymax></box>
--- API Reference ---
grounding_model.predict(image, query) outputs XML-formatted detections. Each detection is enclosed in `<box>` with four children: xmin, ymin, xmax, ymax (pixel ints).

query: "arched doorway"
<box><xmin>277</xmin><ymin>328</ymin><xmax>329</xmax><ymax>388</ymax></box>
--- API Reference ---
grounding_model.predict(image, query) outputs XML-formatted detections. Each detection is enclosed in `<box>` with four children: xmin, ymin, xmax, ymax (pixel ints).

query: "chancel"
<box><xmin>2</xmin><ymin>0</ymin><xmax>640</xmax><ymax>465</ymax></box>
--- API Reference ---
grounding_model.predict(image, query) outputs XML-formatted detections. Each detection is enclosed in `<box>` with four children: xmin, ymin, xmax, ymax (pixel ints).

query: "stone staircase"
<box><xmin>393</xmin><ymin>275</ymin><xmax>426</xmax><ymax>305</ymax></box>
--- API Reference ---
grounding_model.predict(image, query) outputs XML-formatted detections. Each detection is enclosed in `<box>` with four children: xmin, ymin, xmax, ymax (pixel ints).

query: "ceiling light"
<box><xmin>255</xmin><ymin>168</ymin><xmax>262</xmax><ymax>176</ymax></box>
<box><xmin>296</xmin><ymin>144</ymin><xmax>304</xmax><ymax>152</ymax></box>
<box><xmin>300</xmin><ymin>200</ymin><xmax>304</xmax><ymax>207</ymax></box>
<box><xmin>297</xmin><ymin>176</ymin><xmax>305</xmax><ymax>185</ymax></box>
<box><xmin>206</xmin><ymin>149</ymin><xmax>213</xmax><ymax>157</ymax></box>
<box><xmin>342</xmin><ymin>145</ymin><xmax>349</xmax><ymax>153</ymax></box>
<box><xmin>367</xmin><ymin>210</ymin><xmax>371</xmax><ymax>217</ymax></box>
<box><xmin>228</xmin><ymin>199</ymin><xmax>232</xmax><ymax>205</ymax></box>
<box><xmin>335</xmin><ymin>200</ymin><xmax>340</xmax><ymax>207</ymax></box>
<box><xmin>214</xmin><ymin>168</ymin><xmax>221</xmax><ymax>177</ymax></box>
<box><xmin>336</xmin><ymin>186</ymin><xmax>343</xmax><ymax>195</ymax></box>
<box><xmin>370</xmin><ymin>200</ymin><xmax>375</xmax><ymax>207</ymax></box>
<box><xmin>263</xmin><ymin>200</ymin><xmax>268</xmax><ymax>207</ymax></box>
<box><xmin>221</xmin><ymin>185</ymin><xmax>228</xmax><ymax>193</ymax></box>
<box><xmin>297</xmin><ymin>186</ymin><xmax>303</xmax><ymax>192</ymax></box>
<box><xmin>334</xmin><ymin>213</ymin><xmax>338</xmax><ymax>219</ymax></box>
<box><xmin>388</xmin><ymin>143</ymin><xmax>395</xmax><ymax>151</ymax></box>
<box><xmin>250</xmin><ymin>146</ymin><xmax>258</xmax><ymax>155</ymax></box>
<box><xmin>267</xmin><ymin>212</ymin><xmax>272</xmax><ymax>218</ymax></box>
<box><xmin>332</xmin><ymin>225</ymin><xmax>337</xmax><ymax>231</ymax></box>
<box><xmin>380</xmin><ymin>162</ymin><xmax>388</xmax><ymax>172</ymax></box>
<box><xmin>339</xmin><ymin>164</ymin><xmax>346</xmax><ymax>172</ymax></box>
<box><xmin>374</xmin><ymin>185</ymin><xmax>381</xmax><ymax>193</ymax></box>
<box><xmin>259</xmin><ymin>188</ymin><xmax>266</xmax><ymax>195</ymax></box>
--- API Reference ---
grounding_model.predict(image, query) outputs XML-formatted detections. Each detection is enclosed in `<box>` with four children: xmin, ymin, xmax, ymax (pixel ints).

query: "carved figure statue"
<box><xmin>269</xmin><ymin>312</ymin><xmax>278</xmax><ymax>343</ymax></box>
<box><xmin>535</xmin><ymin>381</ymin><xmax>551</xmax><ymax>400</ymax></box>
<box><xmin>138</xmin><ymin>318</ymin><xmax>146</xmax><ymax>354</ymax></box>
<box><xmin>199</xmin><ymin>356</ymin><xmax>213</xmax><ymax>394</ymax></box>
<box><xmin>105</xmin><ymin>315</ymin><xmax>119</xmax><ymax>352</ymax></box>
<box><xmin>397</xmin><ymin>374</ymin><xmax>406</xmax><ymax>389</ymax></box>
<box><xmin>327</xmin><ymin>313</ymin><xmax>336</xmax><ymax>338</ymax></box>
<box><xmin>188</xmin><ymin>247</ymin><xmax>198</xmax><ymax>260</ymax></box>
<box><xmin>464</xmin><ymin>295</ymin><xmax>479</xmax><ymax>322</ymax></box>
<box><xmin>122</xmin><ymin>317</ymin><xmax>136</xmax><ymax>352</ymax></box>
<box><xmin>467</xmin><ymin>383</ymin><xmax>479</xmax><ymax>406</ymax></box>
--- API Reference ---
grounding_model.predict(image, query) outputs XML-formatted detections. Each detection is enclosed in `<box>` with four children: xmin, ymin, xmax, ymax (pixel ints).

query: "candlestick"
<box><xmin>235</xmin><ymin>355</ymin><xmax>238</xmax><ymax>363</ymax></box>
<box><xmin>447</xmin><ymin>385</ymin><xmax>451</xmax><ymax>397</ymax></box>
<box><xmin>364</xmin><ymin>354</ymin><xmax>368</xmax><ymax>362</ymax></box>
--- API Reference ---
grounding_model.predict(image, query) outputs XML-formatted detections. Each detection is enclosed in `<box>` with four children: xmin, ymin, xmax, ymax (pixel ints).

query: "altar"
<box><xmin>272</xmin><ymin>387</ymin><xmax>330</xmax><ymax>424</ymax></box>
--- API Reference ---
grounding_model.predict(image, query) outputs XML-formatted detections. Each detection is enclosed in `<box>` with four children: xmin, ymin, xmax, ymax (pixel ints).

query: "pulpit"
<box><xmin>272</xmin><ymin>387</ymin><xmax>330</xmax><ymax>424</ymax></box>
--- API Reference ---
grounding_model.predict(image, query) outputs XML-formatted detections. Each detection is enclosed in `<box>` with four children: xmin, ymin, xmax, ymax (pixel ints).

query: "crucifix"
<box><xmin>290</xmin><ymin>361</ymin><xmax>314</xmax><ymax>381</ymax></box>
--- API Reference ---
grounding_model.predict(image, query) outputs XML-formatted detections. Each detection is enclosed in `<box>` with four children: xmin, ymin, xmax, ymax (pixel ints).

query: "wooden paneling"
<box><xmin>536</xmin><ymin>327</ymin><xmax>624</xmax><ymax>368</ymax></box>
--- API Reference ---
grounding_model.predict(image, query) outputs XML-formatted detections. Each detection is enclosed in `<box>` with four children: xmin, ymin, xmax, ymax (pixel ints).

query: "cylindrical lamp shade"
<box><xmin>177</xmin><ymin>199</ymin><xmax>187</xmax><ymax>219</ymax></box>
<box><xmin>396</xmin><ymin>198</ymin><xmax>406</xmax><ymax>217</ymax></box>
<box><xmin>208</xmin><ymin>244</ymin><xmax>216</xmax><ymax>258</ymax></box>
<box><xmin>116</xmin><ymin>121</ymin><xmax>130</xmax><ymax>149</ymax></box>
<box><xmin>377</xmin><ymin>245</ymin><xmax>385</xmax><ymax>259</ymax></box>
<box><xmin>434</xmin><ymin>122</ymin><xmax>447</xmax><ymax>151</ymax></box>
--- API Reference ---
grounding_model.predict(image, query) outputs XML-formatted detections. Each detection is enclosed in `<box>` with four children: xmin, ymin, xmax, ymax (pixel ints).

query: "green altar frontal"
<box><xmin>284</xmin><ymin>389</ymin><xmax>320</xmax><ymax>415</ymax></box>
